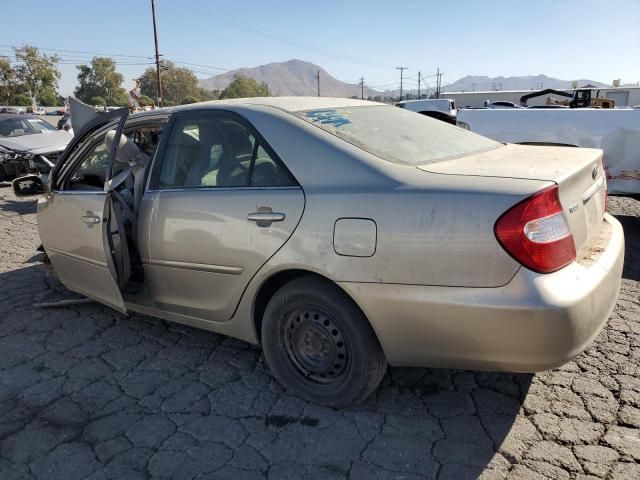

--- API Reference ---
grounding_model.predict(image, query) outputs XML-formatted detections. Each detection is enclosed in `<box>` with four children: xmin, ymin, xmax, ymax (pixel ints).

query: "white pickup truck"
<box><xmin>457</xmin><ymin>108</ymin><xmax>640</xmax><ymax>195</ymax></box>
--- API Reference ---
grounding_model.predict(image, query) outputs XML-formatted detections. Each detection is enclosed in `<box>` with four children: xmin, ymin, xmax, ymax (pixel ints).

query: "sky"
<box><xmin>2</xmin><ymin>0</ymin><xmax>639</xmax><ymax>96</ymax></box>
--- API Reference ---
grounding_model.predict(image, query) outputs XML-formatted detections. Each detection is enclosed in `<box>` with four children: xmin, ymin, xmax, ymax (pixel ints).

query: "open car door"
<box><xmin>38</xmin><ymin>108</ymin><xmax>129</xmax><ymax>314</ymax></box>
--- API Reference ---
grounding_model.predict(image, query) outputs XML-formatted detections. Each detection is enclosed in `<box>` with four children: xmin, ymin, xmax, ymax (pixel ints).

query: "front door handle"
<box><xmin>81</xmin><ymin>213</ymin><xmax>101</xmax><ymax>225</ymax></box>
<box><xmin>247</xmin><ymin>207</ymin><xmax>285</xmax><ymax>227</ymax></box>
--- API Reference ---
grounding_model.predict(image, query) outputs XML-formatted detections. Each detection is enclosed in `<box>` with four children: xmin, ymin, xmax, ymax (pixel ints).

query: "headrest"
<box><xmin>104</xmin><ymin>130</ymin><xmax>142</xmax><ymax>164</ymax></box>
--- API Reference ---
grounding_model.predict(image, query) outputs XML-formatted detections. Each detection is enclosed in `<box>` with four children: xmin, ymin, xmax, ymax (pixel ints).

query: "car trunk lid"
<box><xmin>417</xmin><ymin>143</ymin><xmax>607</xmax><ymax>258</ymax></box>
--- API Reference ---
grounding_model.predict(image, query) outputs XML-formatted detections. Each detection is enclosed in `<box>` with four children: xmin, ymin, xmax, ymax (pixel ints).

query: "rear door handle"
<box><xmin>247</xmin><ymin>208</ymin><xmax>285</xmax><ymax>227</ymax></box>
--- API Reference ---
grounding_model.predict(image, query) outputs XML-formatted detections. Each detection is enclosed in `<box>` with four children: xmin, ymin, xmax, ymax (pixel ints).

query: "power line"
<box><xmin>197</xmin><ymin>12</ymin><xmax>395</xmax><ymax>70</ymax></box>
<box><xmin>0</xmin><ymin>44</ymin><xmax>152</xmax><ymax>60</ymax></box>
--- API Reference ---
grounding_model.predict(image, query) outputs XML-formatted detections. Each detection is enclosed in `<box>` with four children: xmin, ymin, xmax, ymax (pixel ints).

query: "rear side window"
<box><xmin>294</xmin><ymin>105</ymin><xmax>499</xmax><ymax>166</ymax></box>
<box><xmin>158</xmin><ymin>114</ymin><xmax>296</xmax><ymax>189</ymax></box>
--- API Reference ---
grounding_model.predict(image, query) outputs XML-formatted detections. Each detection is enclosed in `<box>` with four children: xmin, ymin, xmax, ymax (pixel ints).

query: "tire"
<box><xmin>261</xmin><ymin>275</ymin><xmax>387</xmax><ymax>407</ymax></box>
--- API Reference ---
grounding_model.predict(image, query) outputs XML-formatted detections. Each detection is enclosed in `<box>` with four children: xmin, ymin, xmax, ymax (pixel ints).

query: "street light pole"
<box><xmin>151</xmin><ymin>0</ymin><xmax>163</xmax><ymax>107</ymax></box>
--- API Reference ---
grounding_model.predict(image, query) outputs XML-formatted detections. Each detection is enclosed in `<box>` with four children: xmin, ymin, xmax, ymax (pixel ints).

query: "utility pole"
<box><xmin>151</xmin><ymin>0</ymin><xmax>162</xmax><ymax>107</ymax></box>
<box><xmin>317</xmin><ymin>69</ymin><xmax>320</xmax><ymax>97</ymax></box>
<box><xmin>396</xmin><ymin>67</ymin><xmax>407</xmax><ymax>101</ymax></box>
<box><xmin>435</xmin><ymin>67</ymin><xmax>443</xmax><ymax>99</ymax></box>
<box><xmin>360</xmin><ymin>77</ymin><xmax>364</xmax><ymax>100</ymax></box>
<box><xmin>418</xmin><ymin>71</ymin><xmax>421</xmax><ymax>98</ymax></box>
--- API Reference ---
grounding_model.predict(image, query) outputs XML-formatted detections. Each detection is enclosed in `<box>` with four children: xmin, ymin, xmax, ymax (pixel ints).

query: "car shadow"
<box><xmin>0</xmin><ymin>259</ymin><xmax>532</xmax><ymax>479</ymax></box>
<box><xmin>0</xmin><ymin>195</ymin><xmax>37</xmax><ymax>215</ymax></box>
<box><xmin>614</xmin><ymin>214</ymin><xmax>640</xmax><ymax>282</ymax></box>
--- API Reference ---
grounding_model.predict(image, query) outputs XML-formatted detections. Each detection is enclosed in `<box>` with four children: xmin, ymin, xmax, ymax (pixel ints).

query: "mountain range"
<box><xmin>442</xmin><ymin>75</ymin><xmax>609</xmax><ymax>92</ymax></box>
<box><xmin>198</xmin><ymin>59</ymin><xmax>379</xmax><ymax>98</ymax></box>
<box><xmin>197</xmin><ymin>59</ymin><xmax>610</xmax><ymax>97</ymax></box>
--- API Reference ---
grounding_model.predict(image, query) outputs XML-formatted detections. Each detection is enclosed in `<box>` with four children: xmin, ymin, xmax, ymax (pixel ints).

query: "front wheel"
<box><xmin>261</xmin><ymin>276</ymin><xmax>387</xmax><ymax>407</ymax></box>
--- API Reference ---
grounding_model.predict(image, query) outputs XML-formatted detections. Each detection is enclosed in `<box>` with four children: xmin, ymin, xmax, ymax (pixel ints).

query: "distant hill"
<box><xmin>198</xmin><ymin>59</ymin><xmax>379</xmax><ymax>98</ymax></box>
<box><xmin>442</xmin><ymin>75</ymin><xmax>609</xmax><ymax>93</ymax></box>
<box><xmin>198</xmin><ymin>60</ymin><xmax>611</xmax><ymax>98</ymax></box>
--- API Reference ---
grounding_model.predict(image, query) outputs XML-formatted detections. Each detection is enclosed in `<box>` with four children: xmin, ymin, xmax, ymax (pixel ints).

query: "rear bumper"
<box><xmin>339</xmin><ymin>213</ymin><xmax>624</xmax><ymax>372</ymax></box>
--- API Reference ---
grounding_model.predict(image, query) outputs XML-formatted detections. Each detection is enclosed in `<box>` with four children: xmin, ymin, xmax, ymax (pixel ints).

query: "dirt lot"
<box><xmin>0</xmin><ymin>187</ymin><xmax>638</xmax><ymax>479</ymax></box>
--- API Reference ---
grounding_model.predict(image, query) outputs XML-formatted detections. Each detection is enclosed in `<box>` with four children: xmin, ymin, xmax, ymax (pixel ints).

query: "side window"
<box><xmin>158</xmin><ymin>114</ymin><xmax>295</xmax><ymax>189</ymax></box>
<box><xmin>250</xmin><ymin>144</ymin><xmax>295</xmax><ymax>187</ymax></box>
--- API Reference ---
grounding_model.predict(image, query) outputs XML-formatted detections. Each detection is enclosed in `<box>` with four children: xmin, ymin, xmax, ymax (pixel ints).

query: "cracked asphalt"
<box><xmin>0</xmin><ymin>186</ymin><xmax>639</xmax><ymax>480</ymax></box>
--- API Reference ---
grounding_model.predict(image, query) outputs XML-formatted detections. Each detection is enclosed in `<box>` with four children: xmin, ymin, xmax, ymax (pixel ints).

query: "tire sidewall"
<box><xmin>262</xmin><ymin>279</ymin><xmax>384</xmax><ymax>406</ymax></box>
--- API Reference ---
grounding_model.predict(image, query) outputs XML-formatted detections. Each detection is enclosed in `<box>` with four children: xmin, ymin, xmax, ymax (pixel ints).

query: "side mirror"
<box><xmin>12</xmin><ymin>174</ymin><xmax>45</xmax><ymax>196</ymax></box>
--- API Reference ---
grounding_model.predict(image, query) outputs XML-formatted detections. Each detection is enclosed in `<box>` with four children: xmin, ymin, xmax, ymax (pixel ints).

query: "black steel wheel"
<box><xmin>282</xmin><ymin>306</ymin><xmax>349</xmax><ymax>383</ymax></box>
<box><xmin>262</xmin><ymin>275</ymin><xmax>387</xmax><ymax>407</ymax></box>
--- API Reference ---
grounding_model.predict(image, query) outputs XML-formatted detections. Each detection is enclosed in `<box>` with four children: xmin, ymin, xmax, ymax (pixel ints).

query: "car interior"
<box><xmin>64</xmin><ymin>125</ymin><xmax>162</xmax><ymax>191</ymax></box>
<box><xmin>158</xmin><ymin>117</ymin><xmax>294</xmax><ymax>189</ymax></box>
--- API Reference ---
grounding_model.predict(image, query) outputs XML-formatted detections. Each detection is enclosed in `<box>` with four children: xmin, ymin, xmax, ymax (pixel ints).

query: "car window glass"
<box><xmin>295</xmin><ymin>105</ymin><xmax>500</xmax><ymax>166</ymax></box>
<box><xmin>65</xmin><ymin>135</ymin><xmax>110</xmax><ymax>191</ymax></box>
<box><xmin>250</xmin><ymin>144</ymin><xmax>295</xmax><ymax>187</ymax></box>
<box><xmin>63</xmin><ymin>125</ymin><xmax>163</xmax><ymax>191</ymax></box>
<box><xmin>159</xmin><ymin>115</ymin><xmax>294</xmax><ymax>189</ymax></box>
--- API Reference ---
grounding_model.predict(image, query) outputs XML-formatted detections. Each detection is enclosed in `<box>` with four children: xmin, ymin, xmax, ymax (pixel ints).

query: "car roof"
<box><xmin>169</xmin><ymin>96</ymin><xmax>386</xmax><ymax>114</ymax></box>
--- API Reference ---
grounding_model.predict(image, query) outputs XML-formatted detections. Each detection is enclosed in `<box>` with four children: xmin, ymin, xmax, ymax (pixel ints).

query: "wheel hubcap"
<box><xmin>283</xmin><ymin>308</ymin><xmax>348</xmax><ymax>383</ymax></box>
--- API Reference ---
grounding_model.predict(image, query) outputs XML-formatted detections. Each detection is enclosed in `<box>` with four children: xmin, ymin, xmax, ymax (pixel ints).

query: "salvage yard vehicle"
<box><xmin>456</xmin><ymin>107</ymin><xmax>640</xmax><ymax>195</ymax></box>
<box><xmin>395</xmin><ymin>98</ymin><xmax>457</xmax><ymax>124</ymax></box>
<box><xmin>0</xmin><ymin>114</ymin><xmax>73</xmax><ymax>181</ymax></box>
<box><xmin>14</xmin><ymin>97</ymin><xmax>624</xmax><ymax>407</ymax></box>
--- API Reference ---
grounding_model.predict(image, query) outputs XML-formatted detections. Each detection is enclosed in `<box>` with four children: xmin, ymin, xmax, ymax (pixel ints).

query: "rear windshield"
<box><xmin>294</xmin><ymin>105</ymin><xmax>499</xmax><ymax>166</ymax></box>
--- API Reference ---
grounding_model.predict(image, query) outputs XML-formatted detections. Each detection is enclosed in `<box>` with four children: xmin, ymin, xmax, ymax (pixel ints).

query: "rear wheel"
<box><xmin>261</xmin><ymin>276</ymin><xmax>387</xmax><ymax>407</ymax></box>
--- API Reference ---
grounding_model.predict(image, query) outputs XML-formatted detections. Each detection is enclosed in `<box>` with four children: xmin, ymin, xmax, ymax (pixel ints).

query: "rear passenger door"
<box><xmin>140</xmin><ymin>110</ymin><xmax>305</xmax><ymax>322</ymax></box>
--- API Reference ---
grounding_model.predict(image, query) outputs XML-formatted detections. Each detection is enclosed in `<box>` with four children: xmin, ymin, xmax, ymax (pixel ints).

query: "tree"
<box><xmin>91</xmin><ymin>96</ymin><xmax>107</xmax><ymax>106</ymax></box>
<box><xmin>75</xmin><ymin>57</ymin><xmax>128</xmax><ymax>106</ymax></box>
<box><xmin>13</xmin><ymin>94</ymin><xmax>32</xmax><ymax>106</ymax></box>
<box><xmin>0</xmin><ymin>57</ymin><xmax>15</xmax><ymax>104</ymax></box>
<box><xmin>219</xmin><ymin>75</ymin><xmax>271</xmax><ymax>99</ymax></box>
<box><xmin>140</xmin><ymin>61</ymin><xmax>201</xmax><ymax>106</ymax></box>
<box><xmin>180</xmin><ymin>95</ymin><xmax>200</xmax><ymax>105</ymax></box>
<box><xmin>13</xmin><ymin>46</ymin><xmax>61</xmax><ymax>105</ymax></box>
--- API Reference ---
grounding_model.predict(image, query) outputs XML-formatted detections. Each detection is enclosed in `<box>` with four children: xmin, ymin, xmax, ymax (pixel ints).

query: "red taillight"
<box><xmin>495</xmin><ymin>185</ymin><xmax>576</xmax><ymax>274</ymax></box>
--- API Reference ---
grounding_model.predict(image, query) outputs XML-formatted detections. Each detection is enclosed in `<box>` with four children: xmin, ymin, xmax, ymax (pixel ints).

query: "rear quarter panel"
<box><xmin>236</xmin><ymin>105</ymin><xmax>549</xmax><ymax>288</ymax></box>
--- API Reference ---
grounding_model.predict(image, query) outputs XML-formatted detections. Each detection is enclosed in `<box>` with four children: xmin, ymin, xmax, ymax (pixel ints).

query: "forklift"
<box><xmin>519</xmin><ymin>88</ymin><xmax>615</xmax><ymax>108</ymax></box>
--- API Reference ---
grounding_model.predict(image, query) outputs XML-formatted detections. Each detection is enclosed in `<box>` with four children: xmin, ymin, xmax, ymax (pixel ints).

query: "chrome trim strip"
<box><xmin>582</xmin><ymin>176</ymin><xmax>604</xmax><ymax>204</ymax></box>
<box><xmin>52</xmin><ymin>190</ymin><xmax>106</xmax><ymax>196</ymax></box>
<box><xmin>145</xmin><ymin>186</ymin><xmax>301</xmax><ymax>193</ymax></box>
<box><xmin>47</xmin><ymin>247</ymin><xmax>107</xmax><ymax>268</ymax></box>
<box><xmin>142</xmin><ymin>258</ymin><xmax>244</xmax><ymax>275</ymax></box>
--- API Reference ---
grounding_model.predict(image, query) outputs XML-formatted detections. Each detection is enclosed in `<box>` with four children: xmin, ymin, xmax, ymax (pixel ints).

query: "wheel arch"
<box><xmin>251</xmin><ymin>268</ymin><xmax>377</xmax><ymax>346</ymax></box>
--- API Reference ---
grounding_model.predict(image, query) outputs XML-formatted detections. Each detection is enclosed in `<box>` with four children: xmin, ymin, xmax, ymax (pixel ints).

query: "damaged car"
<box><xmin>15</xmin><ymin>98</ymin><xmax>624</xmax><ymax>407</ymax></box>
<box><xmin>0</xmin><ymin>114</ymin><xmax>73</xmax><ymax>181</ymax></box>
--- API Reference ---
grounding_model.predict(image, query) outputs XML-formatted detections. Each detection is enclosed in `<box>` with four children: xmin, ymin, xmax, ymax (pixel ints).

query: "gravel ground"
<box><xmin>0</xmin><ymin>187</ymin><xmax>638</xmax><ymax>480</ymax></box>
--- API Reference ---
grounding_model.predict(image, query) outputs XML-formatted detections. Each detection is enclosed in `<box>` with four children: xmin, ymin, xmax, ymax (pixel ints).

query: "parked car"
<box><xmin>485</xmin><ymin>100</ymin><xmax>520</xmax><ymax>108</ymax></box>
<box><xmin>0</xmin><ymin>107</ymin><xmax>22</xmax><ymax>114</ymax></box>
<box><xmin>14</xmin><ymin>98</ymin><xmax>623</xmax><ymax>406</ymax></box>
<box><xmin>457</xmin><ymin>107</ymin><xmax>640</xmax><ymax>194</ymax></box>
<box><xmin>0</xmin><ymin>114</ymin><xmax>73</xmax><ymax>180</ymax></box>
<box><xmin>395</xmin><ymin>98</ymin><xmax>457</xmax><ymax>124</ymax></box>
<box><xmin>26</xmin><ymin>106</ymin><xmax>47</xmax><ymax>115</ymax></box>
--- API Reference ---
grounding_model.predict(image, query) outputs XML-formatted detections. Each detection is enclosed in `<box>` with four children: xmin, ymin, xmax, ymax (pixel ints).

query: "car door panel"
<box><xmin>38</xmin><ymin>191</ymin><xmax>127</xmax><ymax>313</ymax></box>
<box><xmin>138</xmin><ymin>187</ymin><xmax>304</xmax><ymax>321</ymax></box>
<box><xmin>37</xmin><ymin>111</ymin><xmax>162</xmax><ymax>315</ymax></box>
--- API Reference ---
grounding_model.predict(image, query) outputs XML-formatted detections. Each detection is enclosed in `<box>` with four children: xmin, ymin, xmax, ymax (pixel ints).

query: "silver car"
<box><xmin>16</xmin><ymin>98</ymin><xmax>624</xmax><ymax>406</ymax></box>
